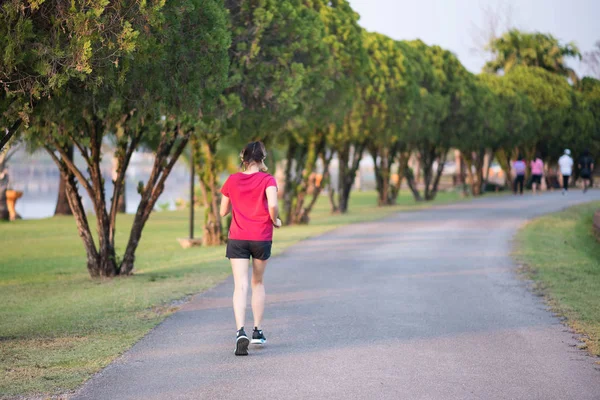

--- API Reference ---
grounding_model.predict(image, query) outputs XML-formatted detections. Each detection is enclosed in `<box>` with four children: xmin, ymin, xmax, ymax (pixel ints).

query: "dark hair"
<box><xmin>517</xmin><ymin>154</ymin><xmax>524</xmax><ymax>161</ymax></box>
<box><xmin>240</xmin><ymin>141</ymin><xmax>267</xmax><ymax>170</ymax></box>
<box><xmin>535</xmin><ymin>152</ymin><xmax>542</xmax><ymax>160</ymax></box>
<box><xmin>582</xmin><ymin>149</ymin><xmax>590</xmax><ymax>157</ymax></box>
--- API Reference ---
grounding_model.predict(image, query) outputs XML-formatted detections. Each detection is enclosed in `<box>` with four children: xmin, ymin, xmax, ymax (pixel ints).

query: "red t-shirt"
<box><xmin>220</xmin><ymin>172</ymin><xmax>277</xmax><ymax>241</ymax></box>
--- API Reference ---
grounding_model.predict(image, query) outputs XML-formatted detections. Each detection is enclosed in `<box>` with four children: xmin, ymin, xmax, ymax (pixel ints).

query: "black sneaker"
<box><xmin>235</xmin><ymin>328</ymin><xmax>249</xmax><ymax>356</ymax></box>
<box><xmin>251</xmin><ymin>327</ymin><xmax>266</xmax><ymax>345</ymax></box>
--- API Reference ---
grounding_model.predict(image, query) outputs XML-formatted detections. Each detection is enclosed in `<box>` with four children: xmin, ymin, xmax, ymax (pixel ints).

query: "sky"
<box><xmin>347</xmin><ymin>0</ymin><xmax>600</xmax><ymax>78</ymax></box>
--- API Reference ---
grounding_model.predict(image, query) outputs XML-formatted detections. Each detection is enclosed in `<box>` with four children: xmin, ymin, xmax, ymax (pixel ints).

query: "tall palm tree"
<box><xmin>485</xmin><ymin>29</ymin><xmax>581</xmax><ymax>82</ymax></box>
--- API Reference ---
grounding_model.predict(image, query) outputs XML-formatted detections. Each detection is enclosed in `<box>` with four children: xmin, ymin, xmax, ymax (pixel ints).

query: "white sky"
<box><xmin>348</xmin><ymin>0</ymin><xmax>600</xmax><ymax>78</ymax></box>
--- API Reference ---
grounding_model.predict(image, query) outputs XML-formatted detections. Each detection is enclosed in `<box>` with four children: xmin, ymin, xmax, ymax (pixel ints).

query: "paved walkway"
<box><xmin>72</xmin><ymin>191</ymin><xmax>600</xmax><ymax>400</ymax></box>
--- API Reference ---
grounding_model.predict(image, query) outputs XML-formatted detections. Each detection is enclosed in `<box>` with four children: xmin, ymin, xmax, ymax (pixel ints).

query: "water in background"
<box><xmin>6</xmin><ymin>147</ymin><xmax>383</xmax><ymax>220</ymax></box>
<box><xmin>8</xmin><ymin>148</ymin><xmax>191</xmax><ymax>220</ymax></box>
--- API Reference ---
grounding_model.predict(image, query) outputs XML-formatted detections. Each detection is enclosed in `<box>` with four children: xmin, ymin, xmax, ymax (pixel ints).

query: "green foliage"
<box><xmin>485</xmin><ymin>29</ymin><xmax>581</xmax><ymax>81</ymax></box>
<box><xmin>224</xmin><ymin>0</ymin><xmax>333</xmax><ymax>140</ymax></box>
<box><xmin>0</xmin><ymin>0</ymin><xmax>161</xmax><ymax>138</ymax></box>
<box><xmin>504</xmin><ymin>66</ymin><xmax>572</xmax><ymax>158</ymax></box>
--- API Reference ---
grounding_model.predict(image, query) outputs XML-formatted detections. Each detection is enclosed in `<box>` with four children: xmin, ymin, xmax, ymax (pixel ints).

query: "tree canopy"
<box><xmin>2</xmin><ymin>2</ymin><xmax>599</xmax><ymax>275</ymax></box>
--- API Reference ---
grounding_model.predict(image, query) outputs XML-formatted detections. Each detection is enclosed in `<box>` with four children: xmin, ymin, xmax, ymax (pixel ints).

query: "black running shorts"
<box><xmin>226</xmin><ymin>239</ymin><xmax>272</xmax><ymax>260</ymax></box>
<box><xmin>531</xmin><ymin>174</ymin><xmax>542</xmax><ymax>184</ymax></box>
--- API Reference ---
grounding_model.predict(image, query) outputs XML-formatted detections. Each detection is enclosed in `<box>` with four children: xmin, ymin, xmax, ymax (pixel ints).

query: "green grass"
<box><xmin>0</xmin><ymin>190</ymin><xmax>468</xmax><ymax>398</ymax></box>
<box><xmin>515</xmin><ymin>201</ymin><xmax>600</xmax><ymax>357</ymax></box>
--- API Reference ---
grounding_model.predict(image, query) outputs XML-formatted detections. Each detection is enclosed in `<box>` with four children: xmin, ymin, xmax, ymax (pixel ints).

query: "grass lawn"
<box><xmin>1</xmin><ymin>190</ymin><xmax>470</xmax><ymax>398</ymax></box>
<box><xmin>515</xmin><ymin>201</ymin><xmax>600</xmax><ymax>357</ymax></box>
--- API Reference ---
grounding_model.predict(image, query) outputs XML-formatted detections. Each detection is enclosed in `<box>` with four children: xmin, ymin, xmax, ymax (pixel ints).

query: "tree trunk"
<box><xmin>44</xmin><ymin>145</ymin><xmax>110</xmax><ymax>277</ymax></box>
<box><xmin>496</xmin><ymin>148</ymin><xmax>512</xmax><ymax>187</ymax></box>
<box><xmin>371</xmin><ymin>143</ymin><xmax>400</xmax><ymax>206</ymax></box>
<box><xmin>464</xmin><ymin>149</ymin><xmax>485</xmax><ymax>196</ymax></box>
<box><xmin>120</xmin><ymin>128</ymin><xmax>191</xmax><ymax>275</ymax></box>
<box><xmin>283</xmin><ymin>134</ymin><xmax>327</xmax><ymax>225</ymax></box>
<box><xmin>427</xmin><ymin>151</ymin><xmax>447</xmax><ymax>201</ymax></box>
<box><xmin>336</xmin><ymin>143</ymin><xmax>365</xmax><ymax>213</ymax></box>
<box><xmin>475</xmin><ymin>151</ymin><xmax>485</xmax><ymax>196</ymax></box>
<box><xmin>290</xmin><ymin>136</ymin><xmax>323</xmax><ymax>224</ymax></box>
<box><xmin>302</xmin><ymin>149</ymin><xmax>334</xmax><ymax>221</ymax></box>
<box><xmin>54</xmin><ymin>144</ymin><xmax>74</xmax><ymax>216</ymax></box>
<box><xmin>483</xmin><ymin>149</ymin><xmax>494</xmax><ymax>191</ymax></box>
<box><xmin>88</xmin><ymin>120</ymin><xmax>119</xmax><ymax>277</ymax></box>
<box><xmin>111</xmin><ymin>152</ymin><xmax>127</xmax><ymax>213</ymax></box>
<box><xmin>195</xmin><ymin>138</ymin><xmax>223</xmax><ymax>246</ymax></box>
<box><xmin>328</xmin><ymin>184</ymin><xmax>339</xmax><ymax>213</ymax></box>
<box><xmin>0</xmin><ymin>170</ymin><xmax>8</xmax><ymax>221</ymax></box>
<box><xmin>389</xmin><ymin>151</ymin><xmax>409</xmax><ymax>204</ymax></box>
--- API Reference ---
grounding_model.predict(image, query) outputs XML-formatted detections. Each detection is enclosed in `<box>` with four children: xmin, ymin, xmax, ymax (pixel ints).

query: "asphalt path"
<box><xmin>72</xmin><ymin>191</ymin><xmax>600</xmax><ymax>400</ymax></box>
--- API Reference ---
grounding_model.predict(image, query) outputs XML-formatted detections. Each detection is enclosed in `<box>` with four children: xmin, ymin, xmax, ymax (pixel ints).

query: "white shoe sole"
<box><xmin>251</xmin><ymin>338</ymin><xmax>266</xmax><ymax>345</ymax></box>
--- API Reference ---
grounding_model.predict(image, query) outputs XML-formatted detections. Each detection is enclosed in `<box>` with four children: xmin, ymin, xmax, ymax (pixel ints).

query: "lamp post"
<box><xmin>189</xmin><ymin>144</ymin><xmax>194</xmax><ymax>240</ymax></box>
<box><xmin>178</xmin><ymin>143</ymin><xmax>202</xmax><ymax>248</ymax></box>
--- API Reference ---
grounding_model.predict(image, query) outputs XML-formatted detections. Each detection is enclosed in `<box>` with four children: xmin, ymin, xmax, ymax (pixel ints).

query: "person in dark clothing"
<box><xmin>513</xmin><ymin>155</ymin><xmax>526</xmax><ymax>195</ymax></box>
<box><xmin>579</xmin><ymin>150</ymin><xmax>595</xmax><ymax>193</ymax></box>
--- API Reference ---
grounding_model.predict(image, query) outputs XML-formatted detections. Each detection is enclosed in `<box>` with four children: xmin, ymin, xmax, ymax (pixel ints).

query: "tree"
<box><xmin>30</xmin><ymin>0</ymin><xmax>230</xmax><ymax>278</ymax></box>
<box><xmin>577</xmin><ymin>78</ymin><xmax>600</xmax><ymax>160</ymax></box>
<box><xmin>193</xmin><ymin>0</ymin><xmax>334</xmax><ymax>240</ymax></box>
<box><xmin>0</xmin><ymin>0</ymin><xmax>157</xmax><ymax>152</ymax></box>
<box><xmin>401</xmin><ymin>41</ymin><xmax>471</xmax><ymax>201</ymax></box>
<box><xmin>478</xmin><ymin>74</ymin><xmax>536</xmax><ymax>186</ymax></box>
<box><xmin>281</xmin><ymin>0</ymin><xmax>368</xmax><ymax>220</ymax></box>
<box><xmin>455</xmin><ymin>75</ymin><xmax>504</xmax><ymax>196</ymax></box>
<box><xmin>363</xmin><ymin>33</ymin><xmax>417</xmax><ymax>206</ymax></box>
<box><xmin>318</xmin><ymin>1</ymin><xmax>370</xmax><ymax>215</ymax></box>
<box><xmin>485</xmin><ymin>29</ymin><xmax>581</xmax><ymax>82</ymax></box>
<box><xmin>504</xmin><ymin>66</ymin><xmax>572</xmax><ymax>163</ymax></box>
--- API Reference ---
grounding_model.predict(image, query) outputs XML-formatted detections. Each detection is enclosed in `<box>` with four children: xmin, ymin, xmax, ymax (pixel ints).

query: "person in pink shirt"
<box><xmin>530</xmin><ymin>153</ymin><xmax>544</xmax><ymax>195</ymax></box>
<box><xmin>220</xmin><ymin>141</ymin><xmax>281</xmax><ymax>356</ymax></box>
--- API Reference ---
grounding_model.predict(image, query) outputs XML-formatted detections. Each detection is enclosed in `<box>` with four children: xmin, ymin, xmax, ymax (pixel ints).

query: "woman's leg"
<box><xmin>251</xmin><ymin>258</ymin><xmax>268</xmax><ymax>329</ymax></box>
<box><xmin>230</xmin><ymin>258</ymin><xmax>249</xmax><ymax>330</ymax></box>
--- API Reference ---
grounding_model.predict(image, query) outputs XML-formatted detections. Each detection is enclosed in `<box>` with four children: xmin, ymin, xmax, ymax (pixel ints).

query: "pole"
<box><xmin>190</xmin><ymin>145</ymin><xmax>194</xmax><ymax>239</ymax></box>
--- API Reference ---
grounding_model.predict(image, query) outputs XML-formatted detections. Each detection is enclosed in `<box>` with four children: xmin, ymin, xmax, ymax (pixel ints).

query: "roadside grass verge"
<box><xmin>514</xmin><ymin>201</ymin><xmax>600</xmax><ymax>357</ymax></box>
<box><xmin>1</xmin><ymin>190</ymin><xmax>470</xmax><ymax>398</ymax></box>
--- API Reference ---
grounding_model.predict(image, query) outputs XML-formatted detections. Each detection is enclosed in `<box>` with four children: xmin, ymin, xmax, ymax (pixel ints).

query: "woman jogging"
<box><xmin>530</xmin><ymin>153</ymin><xmax>544</xmax><ymax>194</ymax></box>
<box><xmin>220</xmin><ymin>141</ymin><xmax>281</xmax><ymax>356</ymax></box>
<box><xmin>513</xmin><ymin>155</ymin><xmax>526</xmax><ymax>195</ymax></box>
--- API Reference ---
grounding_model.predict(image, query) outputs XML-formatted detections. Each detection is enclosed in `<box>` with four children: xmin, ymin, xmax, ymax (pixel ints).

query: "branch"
<box><xmin>150</xmin><ymin>130</ymin><xmax>191</xmax><ymax>203</ymax></box>
<box><xmin>43</xmin><ymin>145</ymin><xmax>68</xmax><ymax>175</ymax></box>
<box><xmin>49</xmin><ymin>138</ymin><xmax>96</xmax><ymax>201</ymax></box>
<box><xmin>108</xmin><ymin>131</ymin><xmax>142</xmax><ymax>239</ymax></box>
<box><xmin>142</xmin><ymin>129</ymin><xmax>177</xmax><ymax>198</ymax></box>
<box><xmin>69</xmin><ymin>132</ymin><xmax>92</xmax><ymax>166</ymax></box>
<box><xmin>0</xmin><ymin>120</ymin><xmax>22</xmax><ymax>151</ymax></box>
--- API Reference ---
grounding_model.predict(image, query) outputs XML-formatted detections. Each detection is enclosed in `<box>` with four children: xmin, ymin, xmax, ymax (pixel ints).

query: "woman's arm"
<box><xmin>266</xmin><ymin>186</ymin><xmax>281</xmax><ymax>227</ymax></box>
<box><xmin>220</xmin><ymin>195</ymin><xmax>231</xmax><ymax>217</ymax></box>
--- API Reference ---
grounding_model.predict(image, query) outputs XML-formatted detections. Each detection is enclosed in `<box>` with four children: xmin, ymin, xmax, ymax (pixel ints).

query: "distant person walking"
<box><xmin>219</xmin><ymin>141</ymin><xmax>281</xmax><ymax>356</ymax></box>
<box><xmin>513</xmin><ymin>155</ymin><xmax>526</xmax><ymax>195</ymax></box>
<box><xmin>579</xmin><ymin>150</ymin><xmax>595</xmax><ymax>193</ymax></box>
<box><xmin>530</xmin><ymin>153</ymin><xmax>544</xmax><ymax>195</ymax></box>
<box><xmin>558</xmin><ymin>149</ymin><xmax>574</xmax><ymax>194</ymax></box>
